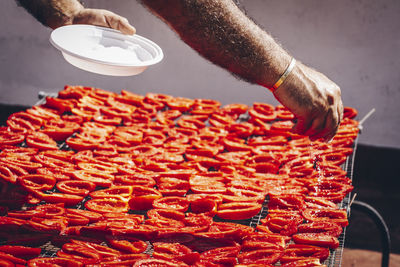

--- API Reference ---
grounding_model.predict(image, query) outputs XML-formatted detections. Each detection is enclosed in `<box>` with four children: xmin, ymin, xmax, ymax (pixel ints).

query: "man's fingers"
<box><xmin>338</xmin><ymin>99</ymin><xmax>344</xmax><ymax>123</ymax></box>
<box><xmin>303</xmin><ymin>111</ymin><xmax>327</xmax><ymax>139</ymax></box>
<box><xmin>73</xmin><ymin>9</ymin><xmax>136</xmax><ymax>35</ymax></box>
<box><xmin>103</xmin><ymin>10</ymin><xmax>136</xmax><ymax>35</ymax></box>
<box><xmin>292</xmin><ymin>117</ymin><xmax>312</xmax><ymax>135</ymax></box>
<box><xmin>310</xmin><ymin>107</ymin><xmax>340</xmax><ymax>142</ymax></box>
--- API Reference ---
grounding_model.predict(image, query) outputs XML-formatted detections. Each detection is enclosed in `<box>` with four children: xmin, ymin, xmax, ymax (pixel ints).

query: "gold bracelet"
<box><xmin>271</xmin><ymin>57</ymin><xmax>296</xmax><ymax>91</ymax></box>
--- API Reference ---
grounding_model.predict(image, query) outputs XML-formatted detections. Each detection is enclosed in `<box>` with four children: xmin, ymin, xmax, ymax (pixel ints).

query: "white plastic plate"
<box><xmin>50</xmin><ymin>25</ymin><xmax>163</xmax><ymax>76</ymax></box>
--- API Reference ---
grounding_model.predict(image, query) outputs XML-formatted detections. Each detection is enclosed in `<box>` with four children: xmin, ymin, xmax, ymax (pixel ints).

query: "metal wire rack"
<box><xmin>2</xmin><ymin>91</ymin><xmax>360</xmax><ymax>265</ymax></box>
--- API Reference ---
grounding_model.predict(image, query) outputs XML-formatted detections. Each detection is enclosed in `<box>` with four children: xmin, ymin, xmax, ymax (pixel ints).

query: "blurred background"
<box><xmin>0</xmin><ymin>0</ymin><xmax>399</xmax><ymax>264</ymax></box>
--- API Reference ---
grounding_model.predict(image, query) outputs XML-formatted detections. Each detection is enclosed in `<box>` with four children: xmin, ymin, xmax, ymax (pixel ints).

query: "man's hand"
<box><xmin>17</xmin><ymin>0</ymin><xmax>135</xmax><ymax>35</ymax></box>
<box><xmin>274</xmin><ymin>62</ymin><xmax>344</xmax><ymax>142</ymax></box>
<box><xmin>72</xmin><ymin>8</ymin><xmax>135</xmax><ymax>35</ymax></box>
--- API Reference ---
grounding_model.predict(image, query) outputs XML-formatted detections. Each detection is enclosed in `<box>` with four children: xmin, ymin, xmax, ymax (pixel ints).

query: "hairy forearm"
<box><xmin>141</xmin><ymin>0</ymin><xmax>291</xmax><ymax>88</ymax></box>
<box><xmin>16</xmin><ymin>0</ymin><xmax>83</xmax><ymax>29</ymax></box>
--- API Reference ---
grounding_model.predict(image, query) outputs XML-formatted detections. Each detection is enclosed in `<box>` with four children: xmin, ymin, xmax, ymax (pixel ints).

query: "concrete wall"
<box><xmin>0</xmin><ymin>0</ymin><xmax>399</xmax><ymax>148</ymax></box>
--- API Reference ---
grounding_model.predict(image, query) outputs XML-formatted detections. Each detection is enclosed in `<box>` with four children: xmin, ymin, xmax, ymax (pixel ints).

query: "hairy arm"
<box><xmin>16</xmin><ymin>0</ymin><xmax>135</xmax><ymax>34</ymax></box>
<box><xmin>142</xmin><ymin>0</ymin><xmax>343</xmax><ymax>141</ymax></box>
<box><xmin>141</xmin><ymin>0</ymin><xmax>290</xmax><ymax>88</ymax></box>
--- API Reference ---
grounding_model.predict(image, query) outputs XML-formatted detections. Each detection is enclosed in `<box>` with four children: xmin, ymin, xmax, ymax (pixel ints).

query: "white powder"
<box><xmin>83</xmin><ymin>43</ymin><xmax>144</xmax><ymax>65</ymax></box>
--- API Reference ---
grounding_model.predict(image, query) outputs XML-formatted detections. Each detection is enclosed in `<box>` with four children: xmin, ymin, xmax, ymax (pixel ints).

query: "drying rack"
<box><xmin>1</xmin><ymin>91</ymin><xmax>364</xmax><ymax>266</ymax></box>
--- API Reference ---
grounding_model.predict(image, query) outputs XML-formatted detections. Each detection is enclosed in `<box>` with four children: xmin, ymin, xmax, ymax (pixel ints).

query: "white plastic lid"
<box><xmin>50</xmin><ymin>25</ymin><xmax>164</xmax><ymax>76</ymax></box>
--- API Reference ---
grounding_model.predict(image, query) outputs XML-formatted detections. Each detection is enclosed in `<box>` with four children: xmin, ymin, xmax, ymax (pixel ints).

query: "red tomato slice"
<box><xmin>280</xmin><ymin>243</ymin><xmax>330</xmax><ymax>263</ymax></box>
<box><xmin>0</xmin><ymin>251</ymin><xmax>27</xmax><ymax>265</ymax></box>
<box><xmin>85</xmin><ymin>197</ymin><xmax>129</xmax><ymax>214</ymax></box>
<box><xmin>302</xmin><ymin>208</ymin><xmax>348</xmax><ymax>227</ymax></box>
<box><xmin>217</xmin><ymin>202</ymin><xmax>262</xmax><ymax>220</ymax></box>
<box><xmin>166</xmin><ymin>97</ymin><xmax>195</xmax><ymax>112</ymax></box>
<box><xmin>152</xmin><ymin>196</ymin><xmax>189</xmax><ymax>212</ymax></box>
<box><xmin>0</xmin><ymin>164</ymin><xmax>28</xmax><ymax>184</ymax></box>
<box><xmin>72</xmin><ymin>170</ymin><xmax>114</xmax><ymax>188</ymax></box>
<box><xmin>190</xmin><ymin>197</ymin><xmax>217</xmax><ymax>216</ymax></box>
<box><xmin>56</xmin><ymin>180</ymin><xmax>96</xmax><ymax>196</ymax></box>
<box><xmin>153</xmin><ymin>242</ymin><xmax>200</xmax><ymax>265</ymax></box>
<box><xmin>128</xmin><ymin>186</ymin><xmax>162</xmax><ymax>211</ymax></box>
<box><xmin>66</xmin><ymin>208</ymin><xmax>103</xmax><ymax>223</ymax></box>
<box><xmin>343</xmin><ymin>107</ymin><xmax>358</xmax><ymax>119</ymax></box>
<box><xmin>292</xmin><ymin>233</ymin><xmax>339</xmax><ymax>249</ymax></box>
<box><xmin>0</xmin><ymin>258</ymin><xmax>14</xmax><ymax>267</ymax></box>
<box><xmin>27</xmin><ymin>257</ymin><xmax>83</xmax><ymax>267</ymax></box>
<box><xmin>34</xmin><ymin>191</ymin><xmax>84</xmax><ymax>206</ymax></box>
<box><xmin>114</xmin><ymin>174</ymin><xmax>156</xmax><ymax>187</ymax></box>
<box><xmin>107</xmin><ymin>238</ymin><xmax>148</xmax><ymax>254</ymax></box>
<box><xmin>268</xmin><ymin>194</ymin><xmax>305</xmax><ymax>211</ymax></box>
<box><xmin>237</xmin><ymin>249</ymin><xmax>283</xmax><ymax>265</ymax></box>
<box><xmin>199</xmin><ymin>245</ymin><xmax>241</xmax><ymax>265</ymax></box>
<box><xmin>0</xmin><ymin>131</ymin><xmax>25</xmax><ymax>146</ymax></box>
<box><xmin>89</xmin><ymin>185</ymin><xmax>132</xmax><ymax>200</ymax></box>
<box><xmin>25</xmin><ymin>132</ymin><xmax>58</xmax><ymax>150</ymax></box>
<box><xmin>147</xmin><ymin>208</ymin><xmax>186</xmax><ymax>222</ymax></box>
<box><xmin>18</xmin><ymin>174</ymin><xmax>56</xmax><ymax>193</ymax></box>
<box><xmin>133</xmin><ymin>258</ymin><xmax>187</xmax><ymax>267</ymax></box>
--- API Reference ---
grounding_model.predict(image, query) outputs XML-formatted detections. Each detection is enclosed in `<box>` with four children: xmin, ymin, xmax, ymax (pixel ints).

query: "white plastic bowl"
<box><xmin>50</xmin><ymin>25</ymin><xmax>163</xmax><ymax>76</ymax></box>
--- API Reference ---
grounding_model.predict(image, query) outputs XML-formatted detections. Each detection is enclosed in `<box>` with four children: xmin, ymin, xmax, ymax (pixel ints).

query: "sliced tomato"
<box><xmin>0</xmin><ymin>164</ymin><xmax>28</xmax><ymax>184</ymax></box>
<box><xmin>0</xmin><ymin>131</ymin><xmax>25</xmax><ymax>146</ymax></box>
<box><xmin>199</xmin><ymin>245</ymin><xmax>241</xmax><ymax>266</ymax></box>
<box><xmin>0</xmin><ymin>158</ymin><xmax>42</xmax><ymax>173</ymax></box>
<box><xmin>343</xmin><ymin>107</ymin><xmax>358</xmax><ymax>119</ymax></box>
<box><xmin>152</xmin><ymin>196</ymin><xmax>190</xmax><ymax>212</ymax></box>
<box><xmin>0</xmin><ymin>251</ymin><xmax>27</xmax><ymax>265</ymax></box>
<box><xmin>33</xmin><ymin>203</ymin><xmax>65</xmax><ymax>218</ymax></box>
<box><xmin>89</xmin><ymin>185</ymin><xmax>133</xmax><ymax>199</ymax></box>
<box><xmin>128</xmin><ymin>186</ymin><xmax>162</xmax><ymax>211</ymax></box>
<box><xmin>114</xmin><ymin>174</ymin><xmax>156</xmax><ymax>187</ymax></box>
<box><xmin>238</xmin><ymin>249</ymin><xmax>283</xmax><ymax>265</ymax></box>
<box><xmin>85</xmin><ymin>197</ymin><xmax>129</xmax><ymax>214</ymax></box>
<box><xmin>190</xmin><ymin>197</ymin><xmax>217</xmax><ymax>217</ymax></box>
<box><xmin>66</xmin><ymin>208</ymin><xmax>103</xmax><ymax>223</ymax></box>
<box><xmin>107</xmin><ymin>238</ymin><xmax>148</xmax><ymax>254</ymax></box>
<box><xmin>268</xmin><ymin>194</ymin><xmax>305</xmax><ymax>211</ymax></box>
<box><xmin>25</xmin><ymin>132</ymin><xmax>58</xmax><ymax>150</ymax></box>
<box><xmin>56</xmin><ymin>180</ymin><xmax>96</xmax><ymax>196</ymax></box>
<box><xmin>72</xmin><ymin>170</ymin><xmax>114</xmax><ymax>188</ymax></box>
<box><xmin>280</xmin><ymin>243</ymin><xmax>330</xmax><ymax>263</ymax></box>
<box><xmin>70</xmin><ymin>239</ymin><xmax>121</xmax><ymax>258</ymax></box>
<box><xmin>153</xmin><ymin>242</ymin><xmax>200</xmax><ymax>265</ymax></box>
<box><xmin>302</xmin><ymin>208</ymin><xmax>348</xmax><ymax>227</ymax></box>
<box><xmin>217</xmin><ymin>202</ymin><xmax>262</xmax><ymax>220</ymax></box>
<box><xmin>18</xmin><ymin>174</ymin><xmax>56</xmax><ymax>193</ymax></box>
<box><xmin>27</xmin><ymin>257</ymin><xmax>83</xmax><ymax>267</ymax></box>
<box><xmin>36</xmin><ymin>168</ymin><xmax>71</xmax><ymax>181</ymax></box>
<box><xmin>292</xmin><ymin>233</ymin><xmax>339</xmax><ymax>249</ymax></box>
<box><xmin>147</xmin><ymin>208</ymin><xmax>186</xmax><ymax>222</ymax></box>
<box><xmin>297</xmin><ymin>221</ymin><xmax>342</xmax><ymax>237</ymax></box>
<box><xmin>166</xmin><ymin>97</ymin><xmax>195</xmax><ymax>112</ymax></box>
<box><xmin>33</xmin><ymin>191</ymin><xmax>84</xmax><ymax>206</ymax></box>
<box><xmin>241</xmin><ymin>232</ymin><xmax>287</xmax><ymax>251</ymax></box>
<box><xmin>132</xmin><ymin>258</ymin><xmax>187</xmax><ymax>267</ymax></box>
<box><xmin>0</xmin><ymin>258</ymin><xmax>14</xmax><ymax>267</ymax></box>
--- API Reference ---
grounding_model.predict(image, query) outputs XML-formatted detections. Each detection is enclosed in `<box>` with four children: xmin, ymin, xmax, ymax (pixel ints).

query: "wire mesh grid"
<box><xmin>7</xmin><ymin>92</ymin><xmax>359</xmax><ymax>265</ymax></box>
<box><xmin>242</xmin><ymin>135</ymin><xmax>359</xmax><ymax>267</ymax></box>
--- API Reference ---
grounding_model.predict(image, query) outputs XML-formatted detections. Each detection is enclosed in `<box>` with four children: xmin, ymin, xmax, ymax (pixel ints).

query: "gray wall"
<box><xmin>0</xmin><ymin>0</ymin><xmax>399</xmax><ymax>148</ymax></box>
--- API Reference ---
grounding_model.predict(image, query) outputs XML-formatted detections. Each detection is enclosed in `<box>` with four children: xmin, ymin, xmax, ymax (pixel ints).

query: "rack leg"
<box><xmin>350</xmin><ymin>200</ymin><xmax>391</xmax><ymax>267</ymax></box>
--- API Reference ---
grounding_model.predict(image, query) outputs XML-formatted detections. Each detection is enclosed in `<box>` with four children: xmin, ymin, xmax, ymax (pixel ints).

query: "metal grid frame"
<box><xmin>4</xmin><ymin>92</ymin><xmax>359</xmax><ymax>265</ymax></box>
<box><xmin>246</xmin><ymin>135</ymin><xmax>359</xmax><ymax>267</ymax></box>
